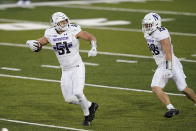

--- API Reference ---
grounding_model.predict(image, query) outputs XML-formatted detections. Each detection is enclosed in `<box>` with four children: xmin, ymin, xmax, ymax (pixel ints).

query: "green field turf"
<box><xmin>0</xmin><ymin>0</ymin><xmax>196</xmax><ymax>131</ymax></box>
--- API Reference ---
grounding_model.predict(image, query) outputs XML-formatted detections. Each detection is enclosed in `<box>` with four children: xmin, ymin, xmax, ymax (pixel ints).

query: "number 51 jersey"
<box><xmin>44</xmin><ymin>24</ymin><xmax>82</xmax><ymax>70</ymax></box>
<box><xmin>144</xmin><ymin>27</ymin><xmax>175</xmax><ymax>66</ymax></box>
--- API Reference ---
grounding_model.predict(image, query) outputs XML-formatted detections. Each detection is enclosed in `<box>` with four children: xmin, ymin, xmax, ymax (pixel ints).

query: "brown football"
<box><xmin>34</xmin><ymin>42</ymin><xmax>42</xmax><ymax>52</ymax></box>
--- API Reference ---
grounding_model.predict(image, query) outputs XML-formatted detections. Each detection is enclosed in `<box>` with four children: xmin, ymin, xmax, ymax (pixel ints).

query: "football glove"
<box><xmin>88</xmin><ymin>47</ymin><xmax>97</xmax><ymax>57</ymax></box>
<box><xmin>26</xmin><ymin>40</ymin><xmax>42</xmax><ymax>52</ymax></box>
<box><xmin>163</xmin><ymin>69</ymin><xmax>173</xmax><ymax>79</ymax></box>
<box><xmin>163</xmin><ymin>60</ymin><xmax>173</xmax><ymax>79</ymax></box>
<box><xmin>88</xmin><ymin>40</ymin><xmax>97</xmax><ymax>57</ymax></box>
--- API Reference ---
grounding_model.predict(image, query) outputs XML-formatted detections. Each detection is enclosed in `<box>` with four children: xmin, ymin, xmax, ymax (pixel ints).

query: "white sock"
<box><xmin>166</xmin><ymin>104</ymin><xmax>175</xmax><ymax>110</ymax></box>
<box><xmin>77</xmin><ymin>94</ymin><xmax>91</xmax><ymax>116</ymax></box>
<box><xmin>194</xmin><ymin>103</ymin><xmax>196</xmax><ymax>107</ymax></box>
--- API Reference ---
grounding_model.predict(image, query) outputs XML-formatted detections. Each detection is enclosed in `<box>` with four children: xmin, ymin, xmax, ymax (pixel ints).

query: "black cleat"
<box><xmin>164</xmin><ymin>109</ymin><xmax>179</xmax><ymax>118</ymax></box>
<box><xmin>83</xmin><ymin>116</ymin><xmax>91</xmax><ymax>126</ymax></box>
<box><xmin>89</xmin><ymin>102</ymin><xmax>99</xmax><ymax>121</ymax></box>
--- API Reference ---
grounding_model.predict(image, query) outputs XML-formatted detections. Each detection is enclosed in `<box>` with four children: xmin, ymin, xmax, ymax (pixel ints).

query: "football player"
<box><xmin>142</xmin><ymin>12</ymin><xmax>196</xmax><ymax>118</ymax></box>
<box><xmin>26</xmin><ymin>12</ymin><xmax>98</xmax><ymax>126</ymax></box>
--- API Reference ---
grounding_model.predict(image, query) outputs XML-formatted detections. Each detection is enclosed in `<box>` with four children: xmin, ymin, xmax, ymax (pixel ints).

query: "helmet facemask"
<box><xmin>142</xmin><ymin>12</ymin><xmax>161</xmax><ymax>34</ymax></box>
<box><xmin>51</xmin><ymin>12</ymin><xmax>70</xmax><ymax>31</ymax></box>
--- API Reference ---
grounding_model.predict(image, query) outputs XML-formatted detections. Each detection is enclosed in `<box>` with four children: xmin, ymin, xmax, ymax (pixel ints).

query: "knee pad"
<box><xmin>75</xmin><ymin>93</ymin><xmax>85</xmax><ymax>100</ymax></box>
<box><xmin>65</xmin><ymin>96</ymin><xmax>79</xmax><ymax>104</ymax></box>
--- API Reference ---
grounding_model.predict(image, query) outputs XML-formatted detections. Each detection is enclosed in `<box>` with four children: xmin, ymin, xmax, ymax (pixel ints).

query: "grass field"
<box><xmin>0</xmin><ymin>0</ymin><xmax>196</xmax><ymax>131</ymax></box>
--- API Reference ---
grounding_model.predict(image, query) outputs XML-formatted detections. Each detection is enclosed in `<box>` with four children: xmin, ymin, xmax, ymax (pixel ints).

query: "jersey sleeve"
<box><xmin>44</xmin><ymin>28</ymin><xmax>50</xmax><ymax>39</ymax></box>
<box><xmin>70</xmin><ymin>24</ymin><xmax>82</xmax><ymax>36</ymax></box>
<box><xmin>155</xmin><ymin>28</ymin><xmax>170</xmax><ymax>41</ymax></box>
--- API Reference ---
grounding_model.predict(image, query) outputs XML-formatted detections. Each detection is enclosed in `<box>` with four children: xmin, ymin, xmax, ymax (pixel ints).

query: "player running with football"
<box><xmin>26</xmin><ymin>12</ymin><xmax>98</xmax><ymax>126</ymax></box>
<box><xmin>142</xmin><ymin>12</ymin><xmax>196</xmax><ymax>118</ymax></box>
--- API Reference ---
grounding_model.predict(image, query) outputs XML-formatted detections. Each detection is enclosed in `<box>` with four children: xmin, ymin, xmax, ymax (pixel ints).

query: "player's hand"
<box><xmin>26</xmin><ymin>40</ymin><xmax>42</xmax><ymax>52</ymax></box>
<box><xmin>88</xmin><ymin>47</ymin><xmax>97</xmax><ymax>57</ymax></box>
<box><xmin>163</xmin><ymin>69</ymin><xmax>173</xmax><ymax>79</ymax></box>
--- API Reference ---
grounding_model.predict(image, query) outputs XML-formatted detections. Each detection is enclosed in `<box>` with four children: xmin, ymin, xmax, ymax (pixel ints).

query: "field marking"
<box><xmin>0</xmin><ymin>118</ymin><xmax>90</xmax><ymax>131</ymax></box>
<box><xmin>1</xmin><ymin>67</ymin><xmax>21</xmax><ymax>71</ymax></box>
<box><xmin>192</xmin><ymin>54</ymin><xmax>196</xmax><ymax>57</ymax></box>
<box><xmin>41</xmin><ymin>63</ymin><xmax>99</xmax><ymax>69</ymax></box>
<box><xmin>3</xmin><ymin>0</ymin><xmax>196</xmax><ymax>17</ymax></box>
<box><xmin>41</xmin><ymin>65</ymin><xmax>60</xmax><ymax>69</ymax></box>
<box><xmin>84</xmin><ymin>62</ymin><xmax>99</xmax><ymax>66</ymax></box>
<box><xmin>116</xmin><ymin>59</ymin><xmax>138</xmax><ymax>63</ymax></box>
<box><xmin>1</xmin><ymin>42</ymin><xmax>196</xmax><ymax>63</ymax></box>
<box><xmin>0</xmin><ymin>18</ymin><xmax>196</xmax><ymax>37</ymax></box>
<box><xmin>0</xmin><ymin>73</ymin><xmax>185</xmax><ymax>96</ymax></box>
<box><xmin>57</xmin><ymin>5</ymin><xmax>196</xmax><ymax>17</ymax></box>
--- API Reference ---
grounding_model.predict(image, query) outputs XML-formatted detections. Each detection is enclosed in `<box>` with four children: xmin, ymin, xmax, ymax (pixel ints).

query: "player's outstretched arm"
<box><xmin>26</xmin><ymin>37</ymin><xmax>48</xmax><ymax>52</ymax></box>
<box><xmin>76</xmin><ymin>31</ymin><xmax>98</xmax><ymax>57</ymax></box>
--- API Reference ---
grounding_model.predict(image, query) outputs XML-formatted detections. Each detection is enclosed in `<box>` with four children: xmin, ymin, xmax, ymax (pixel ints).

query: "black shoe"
<box><xmin>89</xmin><ymin>102</ymin><xmax>99</xmax><ymax>121</ymax></box>
<box><xmin>83</xmin><ymin>116</ymin><xmax>90</xmax><ymax>126</ymax></box>
<box><xmin>164</xmin><ymin>109</ymin><xmax>179</xmax><ymax>118</ymax></box>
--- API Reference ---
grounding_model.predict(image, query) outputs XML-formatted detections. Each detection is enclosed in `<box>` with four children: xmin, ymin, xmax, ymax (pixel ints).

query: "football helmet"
<box><xmin>51</xmin><ymin>12</ymin><xmax>70</xmax><ymax>31</ymax></box>
<box><xmin>142</xmin><ymin>12</ymin><xmax>161</xmax><ymax>34</ymax></box>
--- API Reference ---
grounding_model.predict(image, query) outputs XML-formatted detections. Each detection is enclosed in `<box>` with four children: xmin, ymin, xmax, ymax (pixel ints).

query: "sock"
<box><xmin>166</xmin><ymin>104</ymin><xmax>175</xmax><ymax>110</ymax></box>
<box><xmin>76</xmin><ymin>94</ymin><xmax>91</xmax><ymax>116</ymax></box>
<box><xmin>194</xmin><ymin>103</ymin><xmax>196</xmax><ymax>107</ymax></box>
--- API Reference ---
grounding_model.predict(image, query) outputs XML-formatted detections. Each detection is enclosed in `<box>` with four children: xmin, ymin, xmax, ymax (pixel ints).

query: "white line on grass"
<box><xmin>41</xmin><ymin>63</ymin><xmax>99</xmax><ymax>69</ymax></box>
<box><xmin>1</xmin><ymin>1</ymin><xmax>196</xmax><ymax>17</ymax></box>
<box><xmin>84</xmin><ymin>62</ymin><xmax>99</xmax><ymax>66</ymax></box>
<box><xmin>1</xmin><ymin>42</ymin><xmax>196</xmax><ymax>63</ymax></box>
<box><xmin>41</xmin><ymin>65</ymin><xmax>60</xmax><ymax>69</ymax></box>
<box><xmin>0</xmin><ymin>18</ymin><xmax>196</xmax><ymax>37</ymax></box>
<box><xmin>116</xmin><ymin>59</ymin><xmax>138</xmax><ymax>63</ymax></box>
<box><xmin>0</xmin><ymin>73</ymin><xmax>185</xmax><ymax>96</ymax></box>
<box><xmin>56</xmin><ymin>5</ymin><xmax>196</xmax><ymax>17</ymax></box>
<box><xmin>0</xmin><ymin>118</ymin><xmax>90</xmax><ymax>131</ymax></box>
<box><xmin>192</xmin><ymin>54</ymin><xmax>196</xmax><ymax>57</ymax></box>
<box><xmin>1</xmin><ymin>67</ymin><xmax>21</xmax><ymax>71</ymax></box>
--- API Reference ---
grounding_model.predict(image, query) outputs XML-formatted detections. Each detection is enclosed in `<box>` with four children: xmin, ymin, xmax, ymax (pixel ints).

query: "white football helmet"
<box><xmin>142</xmin><ymin>12</ymin><xmax>161</xmax><ymax>34</ymax></box>
<box><xmin>51</xmin><ymin>12</ymin><xmax>70</xmax><ymax>31</ymax></box>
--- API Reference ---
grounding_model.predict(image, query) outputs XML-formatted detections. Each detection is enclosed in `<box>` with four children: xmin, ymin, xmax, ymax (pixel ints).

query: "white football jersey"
<box><xmin>44</xmin><ymin>24</ymin><xmax>82</xmax><ymax>70</ymax></box>
<box><xmin>144</xmin><ymin>27</ymin><xmax>175</xmax><ymax>65</ymax></box>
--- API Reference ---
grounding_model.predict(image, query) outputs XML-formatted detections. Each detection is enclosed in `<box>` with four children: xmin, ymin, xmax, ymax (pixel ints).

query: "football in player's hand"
<box><xmin>34</xmin><ymin>42</ymin><xmax>42</xmax><ymax>52</ymax></box>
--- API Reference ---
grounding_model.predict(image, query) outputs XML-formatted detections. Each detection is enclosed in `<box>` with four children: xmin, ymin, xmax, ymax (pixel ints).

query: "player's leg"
<box><xmin>72</xmin><ymin>62</ymin><xmax>98</xmax><ymax>126</ymax></box>
<box><xmin>61</xmin><ymin>70</ymin><xmax>79</xmax><ymax>104</ymax></box>
<box><xmin>151</xmin><ymin>68</ymin><xmax>178</xmax><ymax>118</ymax></box>
<box><xmin>172</xmin><ymin>57</ymin><xmax>196</xmax><ymax>106</ymax></box>
<box><xmin>152</xmin><ymin>86</ymin><xmax>171</xmax><ymax>106</ymax></box>
<box><xmin>183</xmin><ymin>87</ymin><xmax>196</xmax><ymax>104</ymax></box>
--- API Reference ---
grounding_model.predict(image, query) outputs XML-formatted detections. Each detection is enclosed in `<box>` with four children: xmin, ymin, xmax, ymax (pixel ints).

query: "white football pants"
<box><xmin>60</xmin><ymin>62</ymin><xmax>91</xmax><ymax>116</ymax></box>
<box><xmin>151</xmin><ymin>56</ymin><xmax>187</xmax><ymax>91</ymax></box>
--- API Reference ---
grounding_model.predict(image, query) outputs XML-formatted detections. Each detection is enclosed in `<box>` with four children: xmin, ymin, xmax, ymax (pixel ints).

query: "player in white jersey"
<box><xmin>142</xmin><ymin>12</ymin><xmax>196</xmax><ymax>118</ymax></box>
<box><xmin>26</xmin><ymin>12</ymin><xmax>98</xmax><ymax>126</ymax></box>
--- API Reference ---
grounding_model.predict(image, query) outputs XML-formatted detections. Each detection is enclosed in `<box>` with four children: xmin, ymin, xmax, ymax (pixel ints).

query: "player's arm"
<box><xmin>76</xmin><ymin>31</ymin><xmax>98</xmax><ymax>57</ymax></box>
<box><xmin>37</xmin><ymin>36</ymin><xmax>49</xmax><ymax>46</ymax></box>
<box><xmin>160</xmin><ymin>37</ymin><xmax>172</xmax><ymax>70</ymax></box>
<box><xmin>76</xmin><ymin>31</ymin><xmax>96</xmax><ymax>42</ymax></box>
<box><xmin>26</xmin><ymin>36</ymin><xmax>49</xmax><ymax>52</ymax></box>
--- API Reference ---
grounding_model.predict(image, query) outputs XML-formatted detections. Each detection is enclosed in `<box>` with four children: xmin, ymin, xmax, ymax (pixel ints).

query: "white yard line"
<box><xmin>0</xmin><ymin>118</ymin><xmax>90</xmax><ymax>131</ymax></box>
<box><xmin>1</xmin><ymin>42</ymin><xmax>196</xmax><ymax>63</ymax></box>
<box><xmin>2</xmin><ymin>0</ymin><xmax>196</xmax><ymax>17</ymax></box>
<box><xmin>41</xmin><ymin>65</ymin><xmax>60</xmax><ymax>69</ymax></box>
<box><xmin>57</xmin><ymin>5</ymin><xmax>196</xmax><ymax>17</ymax></box>
<box><xmin>41</xmin><ymin>63</ymin><xmax>99</xmax><ymax>69</ymax></box>
<box><xmin>192</xmin><ymin>54</ymin><xmax>196</xmax><ymax>57</ymax></box>
<box><xmin>116</xmin><ymin>59</ymin><xmax>138</xmax><ymax>63</ymax></box>
<box><xmin>0</xmin><ymin>73</ymin><xmax>185</xmax><ymax>96</ymax></box>
<box><xmin>84</xmin><ymin>62</ymin><xmax>99</xmax><ymax>66</ymax></box>
<box><xmin>1</xmin><ymin>67</ymin><xmax>21</xmax><ymax>71</ymax></box>
<box><xmin>0</xmin><ymin>18</ymin><xmax>196</xmax><ymax>37</ymax></box>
